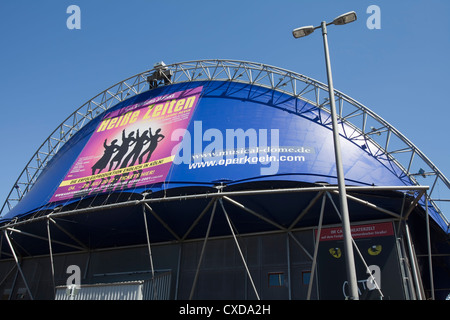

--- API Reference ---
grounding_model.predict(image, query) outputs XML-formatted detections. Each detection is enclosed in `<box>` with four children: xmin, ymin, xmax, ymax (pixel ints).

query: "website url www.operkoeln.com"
<box><xmin>188</xmin><ymin>154</ymin><xmax>306</xmax><ymax>169</ymax></box>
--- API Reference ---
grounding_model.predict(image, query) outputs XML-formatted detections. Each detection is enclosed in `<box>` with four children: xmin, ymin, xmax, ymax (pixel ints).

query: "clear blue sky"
<box><xmin>0</xmin><ymin>0</ymin><xmax>449</xmax><ymax>220</ymax></box>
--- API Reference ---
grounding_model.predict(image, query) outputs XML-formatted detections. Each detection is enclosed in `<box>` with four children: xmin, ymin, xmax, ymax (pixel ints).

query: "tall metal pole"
<box><xmin>320</xmin><ymin>21</ymin><xmax>359</xmax><ymax>300</ymax></box>
<box><xmin>3</xmin><ymin>230</ymin><xmax>34</xmax><ymax>300</ymax></box>
<box><xmin>307</xmin><ymin>194</ymin><xmax>326</xmax><ymax>300</ymax></box>
<box><xmin>142</xmin><ymin>204</ymin><xmax>158</xmax><ymax>300</ymax></box>
<box><xmin>46</xmin><ymin>218</ymin><xmax>56</xmax><ymax>299</ymax></box>
<box><xmin>425</xmin><ymin>194</ymin><xmax>435</xmax><ymax>300</ymax></box>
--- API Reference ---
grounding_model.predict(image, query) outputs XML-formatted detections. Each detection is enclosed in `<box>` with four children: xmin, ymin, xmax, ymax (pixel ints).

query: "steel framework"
<box><xmin>1</xmin><ymin>59</ymin><xmax>449</xmax><ymax>230</ymax></box>
<box><xmin>0</xmin><ymin>184</ymin><xmax>434</xmax><ymax>300</ymax></box>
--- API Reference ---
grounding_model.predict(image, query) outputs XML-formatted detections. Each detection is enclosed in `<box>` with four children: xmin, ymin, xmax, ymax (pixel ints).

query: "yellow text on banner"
<box><xmin>58</xmin><ymin>155</ymin><xmax>175</xmax><ymax>187</ymax></box>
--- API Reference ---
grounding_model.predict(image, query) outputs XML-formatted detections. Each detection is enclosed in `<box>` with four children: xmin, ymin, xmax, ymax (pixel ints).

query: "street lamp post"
<box><xmin>293</xmin><ymin>11</ymin><xmax>360</xmax><ymax>300</ymax></box>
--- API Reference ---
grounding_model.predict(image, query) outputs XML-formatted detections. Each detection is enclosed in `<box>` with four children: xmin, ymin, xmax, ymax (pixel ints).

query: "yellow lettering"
<box><xmin>161</xmin><ymin>101</ymin><xmax>170</xmax><ymax>116</ymax></box>
<box><xmin>97</xmin><ymin>119</ymin><xmax>111</xmax><ymax>132</ymax></box>
<box><xmin>184</xmin><ymin>96</ymin><xmax>196</xmax><ymax>109</ymax></box>
<box><xmin>114</xmin><ymin>115</ymin><xmax>123</xmax><ymax>128</ymax></box>
<box><xmin>129</xmin><ymin>110</ymin><xmax>140</xmax><ymax>123</ymax></box>
<box><xmin>143</xmin><ymin>104</ymin><xmax>155</xmax><ymax>119</ymax></box>
<box><xmin>107</xmin><ymin>118</ymin><xmax>118</xmax><ymax>129</ymax></box>
<box><xmin>174</xmin><ymin>99</ymin><xmax>185</xmax><ymax>112</ymax></box>
<box><xmin>120</xmin><ymin>112</ymin><xmax>132</xmax><ymax>126</ymax></box>
<box><xmin>152</xmin><ymin>104</ymin><xmax>163</xmax><ymax>117</ymax></box>
<box><xmin>167</xmin><ymin>99</ymin><xmax>176</xmax><ymax>114</ymax></box>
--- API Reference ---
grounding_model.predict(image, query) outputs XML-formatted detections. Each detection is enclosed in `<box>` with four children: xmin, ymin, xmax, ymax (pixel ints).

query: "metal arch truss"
<box><xmin>1</xmin><ymin>59</ymin><xmax>449</xmax><ymax>227</ymax></box>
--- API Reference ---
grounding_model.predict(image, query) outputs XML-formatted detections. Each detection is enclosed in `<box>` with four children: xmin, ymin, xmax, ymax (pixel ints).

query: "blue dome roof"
<box><xmin>2</xmin><ymin>80</ymin><xmax>413</xmax><ymax>222</ymax></box>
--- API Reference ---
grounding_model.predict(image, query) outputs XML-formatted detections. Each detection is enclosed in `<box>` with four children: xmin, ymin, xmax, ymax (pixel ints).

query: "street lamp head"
<box><xmin>292</xmin><ymin>25</ymin><xmax>315</xmax><ymax>39</ymax></box>
<box><xmin>332</xmin><ymin>11</ymin><xmax>357</xmax><ymax>25</ymax></box>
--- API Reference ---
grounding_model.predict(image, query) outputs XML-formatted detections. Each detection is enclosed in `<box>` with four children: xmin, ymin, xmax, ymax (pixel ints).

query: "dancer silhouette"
<box><xmin>91</xmin><ymin>139</ymin><xmax>119</xmax><ymax>175</ymax></box>
<box><xmin>139</xmin><ymin>128</ymin><xmax>165</xmax><ymax>164</ymax></box>
<box><xmin>120</xmin><ymin>129</ymin><xmax>149</xmax><ymax>168</ymax></box>
<box><xmin>109</xmin><ymin>129</ymin><xmax>136</xmax><ymax>171</ymax></box>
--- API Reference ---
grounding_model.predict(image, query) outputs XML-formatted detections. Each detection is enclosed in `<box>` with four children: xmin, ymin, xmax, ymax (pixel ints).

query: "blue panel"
<box><xmin>1</xmin><ymin>81</ymin><xmax>419</xmax><ymax>223</ymax></box>
<box><xmin>166</xmin><ymin>81</ymin><xmax>409</xmax><ymax>188</ymax></box>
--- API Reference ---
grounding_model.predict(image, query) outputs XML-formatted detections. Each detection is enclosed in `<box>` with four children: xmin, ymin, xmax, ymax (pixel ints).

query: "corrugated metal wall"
<box><xmin>1</xmin><ymin>230</ymin><xmax>316</xmax><ymax>300</ymax></box>
<box><xmin>55</xmin><ymin>281</ymin><xmax>144</xmax><ymax>300</ymax></box>
<box><xmin>55</xmin><ymin>272</ymin><xmax>171</xmax><ymax>300</ymax></box>
<box><xmin>142</xmin><ymin>272</ymin><xmax>171</xmax><ymax>300</ymax></box>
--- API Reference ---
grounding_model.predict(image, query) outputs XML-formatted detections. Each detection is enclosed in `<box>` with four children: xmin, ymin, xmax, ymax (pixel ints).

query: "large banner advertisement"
<box><xmin>50</xmin><ymin>86</ymin><xmax>203</xmax><ymax>202</ymax></box>
<box><xmin>316</xmin><ymin>222</ymin><xmax>405</xmax><ymax>300</ymax></box>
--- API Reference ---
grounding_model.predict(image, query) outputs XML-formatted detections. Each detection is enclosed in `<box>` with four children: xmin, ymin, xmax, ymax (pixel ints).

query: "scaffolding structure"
<box><xmin>0</xmin><ymin>183</ymin><xmax>440</xmax><ymax>299</ymax></box>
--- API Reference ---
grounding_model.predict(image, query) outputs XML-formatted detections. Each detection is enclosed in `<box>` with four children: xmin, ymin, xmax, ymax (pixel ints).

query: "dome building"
<box><xmin>0</xmin><ymin>60</ymin><xmax>448</xmax><ymax>300</ymax></box>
